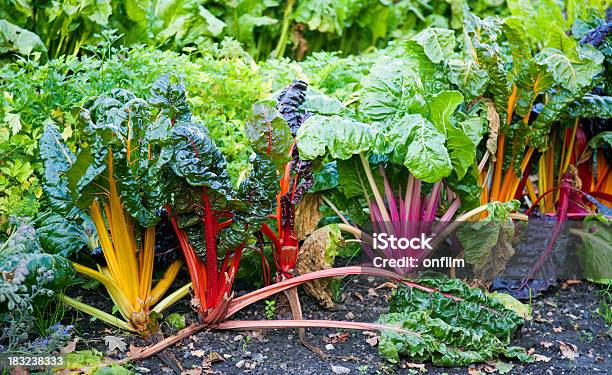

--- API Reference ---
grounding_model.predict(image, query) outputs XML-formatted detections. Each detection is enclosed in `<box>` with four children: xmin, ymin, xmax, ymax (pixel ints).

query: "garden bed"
<box><xmin>69</xmin><ymin>276</ymin><xmax>610</xmax><ymax>374</ymax></box>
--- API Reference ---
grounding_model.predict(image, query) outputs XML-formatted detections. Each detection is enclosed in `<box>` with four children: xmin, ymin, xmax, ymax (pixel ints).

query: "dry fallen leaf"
<box><xmin>534</xmin><ymin>315</ymin><xmax>553</xmax><ymax>324</ymax></box>
<box><xmin>127</xmin><ymin>343</ymin><xmax>144</xmax><ymax>357</ymax></box>
<box><xmin>553</xmin><ymin>326</ymin><xmax>564</xmax><ymax>333</ymax></box>
<box><xmin>558</xmin><ymin>341</ymin><xmax>578</xmax><ymax>360</ymax></box>
<box><xmin>540</xmin><ymin>341</ymin><xmax>554</xmax><ymax>349</ymax></box>
<box><xmin>326</xmin><ymin>332</ymin><xmax>349</xmax><ymax>343</ymax></box>
<box><xmin>468</xmin><ymin>367</ymin><xmax>481</xmax><ymax>375</ymax></box>
<box><xmin>296</xmin><ymin>226</ymin><xmax>344</xmax><ymax>308</ymax></box>
<box><xmin>527</xmin><ymin>348</ymin><xmax>536</xmax><ymax>355</ymax></box>
<box><xmin>207</xmin><ymin>351</ymin><xmax>224</xmax><ymax>363</ymax></box>
<box><xmin>190</xmin><ymin>297</ymin><xmax>202</xmax><ymax>309</ymax></box>
<box><xmin>405</xmin><ymin>363</ymin><xmax>426</xmax><ymax>372</ymax></box>
<box><xmin>367</xmin><ymin>288</ymin><xmax>379</xmax><ymax>298</ymax></box>
<box><xmin>191</xmin><ymin>349</ymin><xmax>206</xmax><ymax>358</ymax></box>
<box><xmin>353</xmin><ymin>292</ymin><xmax>364</xmax><ymax>302</ymax></box>
<box><xmin>60</xmin><ymin>338</ymin><xmax>79</xmax><ymax>354</ymax></box>
<box><xmin>483</xmin><ymin>364</ymin><xmax>497</xmax><ymax>373</ymax></box>
<box><xmin>365</xmin><ymin>336</ymin><xmax>378</xmax><ymax>347</ymax></box>
<box><xmin>561</xmin><ymin>279</ymin><xmax>581</xmax><ymax>289</ymax></box>
<box><xmin>533</xmin><ymin>354</ymin><xmax>551</xmax><ymax>362</ymax></box>
<box><xmin>104</xmin><ymin>335</ymin><xmax>127</xmax><ymax>353</ymax></box>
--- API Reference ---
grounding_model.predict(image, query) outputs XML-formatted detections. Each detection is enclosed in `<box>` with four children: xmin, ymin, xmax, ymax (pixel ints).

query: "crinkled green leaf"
<box><xmin>589</xmin><ymin>131</ymin><xmax>612</xmax><ymax>149</ymax></box>
<box><xmin>57</xmin><ymin>88</ymin><xmax>175</xmax><ymax>227</ymax></box>
<box><xmin>296</xmin><ymin>114</ymin><xmax>374</xmax><ymax>160</ymax></box>
<box><xmin>445</xmin><ymin>166</ymin><xmax>482</xmax><ymax>211</ymax></box>
<box><xmin>36</xmin><ymin>213</ymin><xmax>90</xmax><ymax>258</ymax></box>
<box><xmin>359</xmin><ymin>57</ymin><xmax>425</xmax><ymax>121</ymax></box>
<box><xmin>336</xmin><ymin>157</ymin><xmax>382</xmax><ymax>200</ymax></box>
<box><xmin>489</xmin><ymin>292</ymin><xmax>532</xmax><ymax>320</ymax></box>
<box><xmin>572</xmin><ymin>216</ymin><xmax>611</xmax><ymax>284</ymax></box>
<box><xmin>199</xmin><ymin>6</ymin><xmax>226</xmax><ymax>37</ymax></box>
<box><xmin>170</xmin><ymin>121</ymin><xmax>234</xmax><ymax>201</ymax></box>
<box><xmin>427</xmin><ymin>90</ymin><xmax>464</xmax><ymax>135</ymax></box>
<box><xmin>458</xmin><ymin>201</ymin><xmax>520</xmax><ymax>284</ymax></box>
<box><xmin>448</xmin><ymin>59</ymin><xmax>489</xmax><ymax>101</ymax></box>
<box><xmin>217</xmin><ymin>154</ymin><xmax>278</xmax><ymax>255</ymax></box>
<box><xmin>568</xmin><ymin>94</ymin><xmax>612</xmax><ymax>119</ymax></box>
<box><xmin>0</xmin><ymin>19</ymin><xmax>47</xmax><ymax>57</ymax></box>
<box><xmin>310</xmin><ymin>161</ymin><xmax>339</xmax><ymax>192</ymax></box>
<box><xmin>446</xmin><ymin>123</ymin><xmax>476</xmax><ymax>180</ymax></box>
<box><xmin>378</xmin><ymin>278</ymin><xmax>531</xmax><ymax>365</ymax></box>
<box><xmin>411</xmin><ymin>27</ymin><xmax>456</xmax><ymax>64</ymax></box>
<box><xmin>39</xmin><ymin>121</ymin><xmax>76</xmax><ymax>214</ymax></box>
<box><xmin>506</xmin><ymin>0</ymin><xmax>568</xmax><ymax>50</ymax></box>
<box><xmin>535</xmin><ymin>46</ymin><xmax>604</xmax><ymax>94</ymax></box>
<box><xmin>302</xmin><ymin>89</ymin><xmax>347</xmax><ymax>115</ymax></box>
<box><xmin>383</xmin><ymin>114</ymin><xmax>452</xmax><ymax>183</ymax></box>
<box><xmin>245</xmin><ymin>103</ymin><xmax>293</xmax><ymax>168</ymax></box>
<box><xmin>150</xmin><ymin>73</ymin><xmax>191</xmax><ymax>122</ymax></box>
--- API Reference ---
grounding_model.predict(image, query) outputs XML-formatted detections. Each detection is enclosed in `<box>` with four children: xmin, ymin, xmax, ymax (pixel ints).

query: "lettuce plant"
<box><xmin>40</xmin><ymin>88</ymin><xmax>189</xmax><ymax>334</ymax></box>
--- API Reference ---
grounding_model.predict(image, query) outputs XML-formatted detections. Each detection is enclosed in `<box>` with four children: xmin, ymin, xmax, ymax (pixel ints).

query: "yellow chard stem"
<box><xmin>139</xmin><ymin>227</ymin><xmax>156</xmax><ymax>302</ymax></box>
<box><xmin>90</xmin><ymin>201</ymin><xmax>121</xmax><ymax>283</ymax></box>
<box><xmin>106</xmin><ymin>150</ymin><xmax>140</xmax><ymax>307</ymax></box>
<box><xmin>149</xmin><ymin>260</ymin><xmax>183</xmax><ymax>306</ymax></box>
<box><xmin>72</xmin><ymin>262</ymin><xmax>133</xmax><ymax>320</ymax></box>
<box><xmin>152</xmin><ymin>282</ymin><xmax>192</xmax><ymax>314</ymax></box>
<box><xmin>59</xmin><ymin>294</ymin><xmax>136</xmax><ymax>332</ymax></box>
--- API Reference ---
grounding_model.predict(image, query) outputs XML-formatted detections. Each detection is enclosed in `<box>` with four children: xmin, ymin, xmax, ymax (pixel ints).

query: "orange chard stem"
<box><xmin>490</xmin><ymin>133</ymin><xmax>506</xmax><ymax>201</ymax></box>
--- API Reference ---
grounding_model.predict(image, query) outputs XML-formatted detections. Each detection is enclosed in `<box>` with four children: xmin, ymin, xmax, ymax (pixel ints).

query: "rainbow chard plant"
<box><xmin>40</xmin><ymin>89</ymin><xmax>189</xmax><ymax>334</ymax></box>
<box><xmin>151</xmin><ymin>75</ymin><xmax>278</xmax><ymax>323</ymax></box>
<box><xmin>245</xmin><ymin>80</ymin><xmax>314</xmax><ymax>282</ymax></box>
<box><xmin>454</xmin><ymin>5</ymin><xmax>607</xmax><ymax>209</ymax></box>
<box><xmin>294</xmin><ymin>32</ymin><xmax>493</xmax><ymax>273</ymax></box>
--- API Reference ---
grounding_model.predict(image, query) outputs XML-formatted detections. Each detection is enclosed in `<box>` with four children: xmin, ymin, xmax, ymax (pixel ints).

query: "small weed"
<box><xmin>579</xmin><ymin>330</ymin><xmax>594</xmax><ymax>343</ymax></box>
<box><xmin>358</xmin><ymin>365</ymin><xmax>369</xmax><ymax>374</ymax></box>
<box><xmin>264</xmin><ymin>299</ymin><xmax>276</xmax><ymax>320</ymax></box>
<box><xmin>242</xmin><ymin>335</ymin><xmax>252</xmax><ymax>352</ymax></box>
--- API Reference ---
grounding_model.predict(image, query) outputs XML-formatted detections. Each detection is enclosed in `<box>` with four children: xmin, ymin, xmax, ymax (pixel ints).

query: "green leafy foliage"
<box><xmin>170</xmin><ymin>119</ymin><xmax>278</xmax><ymax>260</ymax></box>
<box><xmin>0</xmin><ymin>19</ymin><xmax>46</xmax><ymax>60</ymax></box>
<box><xmin>245</xmin><ymin>104</ymin><xmax>293</xmax><ymax>169</ymax></box>
<box><xmin>0</xmin><ymin>42</ymin><xmax>267</xmax><ymax>225</ymax></box>
<box><xmin>0</xmin><ymin>0</ymin><xmax>512</xmax><ymax>62</ymax></box>
<box><xmin>378</xmin><ymin>278</ymin><xmax>531</xmax><ymax>365</ymax></box>
<box><xmin>458</xmin><ymin>200</ymin><xmax>520</xmax><ymax>283</ymax></box>
<box><xmin>572</xmin><ymin>215</ymin><xmax>612</xmax><ymax>284</ymax></box>
<box><xmin>0</xmin><ymin>219</ymin><xmax>75</xmax><ymax>354</ymax></box>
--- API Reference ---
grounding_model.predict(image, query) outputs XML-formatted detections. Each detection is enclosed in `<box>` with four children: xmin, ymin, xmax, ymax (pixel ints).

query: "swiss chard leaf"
<box><xmin>296</xmin><ymin>115</ymin><xmax>375</xmax><ymax>160</ymax></box>
<box><xmin>39</xmin><ymin>122</ymin><xmax>77</xmax><ymax>214</ymax></box>
<box><xmin>245</xmin><ymin>104</ymin><xmax>293</xmax><ymax>169</ymax></box>
<box><xmin>378</xmin><ymin>278</ymin><xmax>530</xmax><ymax>365</ymax></box>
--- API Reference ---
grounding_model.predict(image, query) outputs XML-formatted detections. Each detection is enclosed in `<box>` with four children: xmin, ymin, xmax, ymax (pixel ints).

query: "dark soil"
<box><xmin>63</xmin><ymin>275</ymin><xmax>611</xmax><ymax>375</ymax></box>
